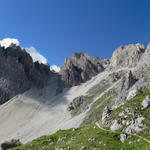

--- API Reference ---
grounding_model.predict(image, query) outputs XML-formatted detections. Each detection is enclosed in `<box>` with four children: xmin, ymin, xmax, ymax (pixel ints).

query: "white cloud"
<box><xmin>0</xmin><ymin>38</ymin><xmax>55</xmax><ymax>66</ymax></box>
<box><xmin>50</xmin><ymin>65</ymin><xmax>60</xmax><ymax>72</ymax></box>
<box><xmin>25</xmin><ymin>46</ymin><xmax>47</xmax><ymax>64</ymax></box>
<box><xmin>0</xmin><ymin>38</ymin><xmax>19</xmax><ymax>48</ymax></box>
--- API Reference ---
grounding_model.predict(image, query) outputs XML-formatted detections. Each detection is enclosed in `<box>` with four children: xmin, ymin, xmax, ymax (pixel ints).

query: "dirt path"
<box><xmin>131</xmin><ymin>133</ymin><xmax>150</xmax><ymax>144</ymax></box>
<box><xmin>95</xmin><ymin>122</ymin><xmax>110</xmax><ymax>132</ymax></box>
<box><xmin>95</xmin><ymin>122</ymin><xmax>150</xmax><ymax>144</ymax></box>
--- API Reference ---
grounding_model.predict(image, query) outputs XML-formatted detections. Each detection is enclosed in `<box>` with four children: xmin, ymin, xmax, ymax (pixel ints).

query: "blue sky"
<box><xmin>0</xmin><ymin>0</ymin><xmax>150</xmax><ymax>67</ymax></box>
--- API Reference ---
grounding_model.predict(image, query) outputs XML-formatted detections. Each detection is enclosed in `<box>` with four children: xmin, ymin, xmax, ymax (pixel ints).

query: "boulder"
<box><xmin>125</xmin><ymin>117</ymin><xmax>145</xmax><ymax>134</ymax></box>
<box><xmin>110</xmin><ymin>120</ymin><xmax>122</xmax><ymax>131</ymax></box>
<box><xmin>1</xmin><ymin>139</ymin><xmax>22</xmax><ymax>150</ymax></box>
<box><xmin>127</xmin><ymin>89</ymin><xmax>137</xmax><ymax>100</ymax></box>
<box><xmin>141</xmin><ymin>96</ymin><xmax>150</xmax><ymax>109</ymax></box>
<box><xmin>88</xmin><ymin>137</ymin><xmax>96</xmax><ymax>142</ymax></box>
<box><xmin>120</xmin><ymin>134</ymin><xmax>127</xmax><ymax>143</ymax></box>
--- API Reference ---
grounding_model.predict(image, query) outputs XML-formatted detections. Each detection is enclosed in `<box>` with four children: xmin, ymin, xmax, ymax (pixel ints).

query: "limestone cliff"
<box><xmin>60</xmin><ymin>53</ymin><xmax>110</xmax><ymax>86</ymax></box>
<box><xmin>0</xmin><ymin>44</ymin><xmax>51</xmax><ymax>104</ymax></box>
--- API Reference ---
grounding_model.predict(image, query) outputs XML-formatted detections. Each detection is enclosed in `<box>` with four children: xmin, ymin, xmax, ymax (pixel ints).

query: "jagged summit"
<box><xmin>0</xmin><ymin>44</ymin><xmax>51</xmax><ymax>104</ymax></box>
<box><xmin>1</xmin><ymin>42</ymin><xmax>150</xmax><ymax>105</ymax></box>
<box><xmin>111</xmin><ymin>43</ymin><xmax>145</xmax><ymax>68</ymax></box>
<box><xmin>59</xmin><ymin>43</ymin><xmax>150</xmax><ymax>87</ymax></box>
<box><xmin>1</xmin><ymin>42</ymin><xmax>150</xmax><ymax>149</ymax></box>
<box><xmin>60</xmin><ymin>52</ymin><xmax>110</xmax><ymax>86</ymax></box>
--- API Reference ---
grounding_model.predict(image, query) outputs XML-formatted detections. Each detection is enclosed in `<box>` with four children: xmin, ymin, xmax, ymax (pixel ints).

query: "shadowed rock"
<box><xmin>1</xmin><ymin>139</ymin><xmax>22</xmax><ymax>150</ymax></box>
<box><xmin>0</xmin><ymin>44</ymin><xmax>52</xmax><ymax>104</ymax></box>
<box><xmin>68</xmin><ymin>96</ymin><xmax>85</xmax><ymax>111</ymax></box>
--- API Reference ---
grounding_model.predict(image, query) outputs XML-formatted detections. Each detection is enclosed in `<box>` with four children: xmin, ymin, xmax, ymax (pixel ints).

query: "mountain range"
<box><xmin>1</xmin><ymin>42</ymin><xmax>150</xmax><ymax>150</ymax></box>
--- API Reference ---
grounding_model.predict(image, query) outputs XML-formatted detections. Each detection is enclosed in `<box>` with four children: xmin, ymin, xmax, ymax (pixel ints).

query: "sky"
<box><xmin>0</xmin><ymin>0</ymin><xmax>150</xmax><ymax>69</ymax></box>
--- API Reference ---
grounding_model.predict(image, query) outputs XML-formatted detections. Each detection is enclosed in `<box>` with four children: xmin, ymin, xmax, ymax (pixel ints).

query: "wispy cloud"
<box><xmin>25</xmin><ymin>46</ymin><xmax>47</xmax><ymax>64</ymax></box>
<box><xmin>50</xmin><ymin>65</ymin><xmax>60</xmax><ymax>72</ymax></box>
<box><xmin>0</xmin><ymin>38</ymin><xmax>19</xmax><ymax>48</ymax></box>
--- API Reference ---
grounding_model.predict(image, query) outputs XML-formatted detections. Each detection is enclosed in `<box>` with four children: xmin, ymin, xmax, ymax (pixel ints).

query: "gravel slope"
<box><xmin>0</xmin><ymin>71</ymin><xmax>111</xmax><ymax>145</ymax></box>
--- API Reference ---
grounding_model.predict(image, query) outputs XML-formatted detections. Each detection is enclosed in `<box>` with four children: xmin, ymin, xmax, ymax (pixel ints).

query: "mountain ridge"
<box><xmin>1</xmin><ymin>42</ymin><xmax>150</xmax><ymax>150</ymax></box>
<box><xmin>0</xmin><ymin>42</ymin><xmax>149</xmax><ymax>105</ymax></box>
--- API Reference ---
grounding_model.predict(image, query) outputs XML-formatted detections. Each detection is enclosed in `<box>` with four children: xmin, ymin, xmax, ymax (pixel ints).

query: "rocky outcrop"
<box><xmin>67</xmin><ymin>96</ymin><xmax>85</xmax><ymax>111</ymax></box>
<box><xmin>102</xmin><ymin>106</ymin><xmax>111</xmax><ymax>125</ymax></box>
<box><xmin>137</xmin><ymin>43</ymin><xmax>150</xmax><ymax>67</ymax></box>
<box><xmin>67</xmin><ymin>95</ymin><xmax>93</xmax><ymax>116</ymax></box>
<box><xmin>1</xmin><ymin>139</ymin><xmax>22</xmax><ymax>150</ymax></box>
<box><xmin>0</xmin><ymin>44</ymin><xmax>51</xmax><ymax>104</ymax></box>
<box><xmin>112</xmin><ymin>70</ymin><xmax>138</xmax><ymax>104</ymax></box>
<box><xmin>60</xmin><ymin>53</ymin><xmax>110</xmax><ymax>86</ymax></box>
<box><xmin>126</xmin><ymin>89</ymin><xmax>137</xmax><ymax>100</ymax></box>
<box><xmin>111</xmin><ymin>43</ymin><xmax>145</xmax><ymax>68</ymax></box>
<box><xmin>120</xmin><ymin>134</ymin><xmax>127</xmax><ymax>143</ymax></box>
<box><xmin>125</xmin><ymin>117</ymin><xmax>145</xmax><ymax>133</ymax></box>
<box><xmin>123</xmin><ymin>71</ymin><xmax>137</xmax><ymax>90</ymax></box>
<box><xmin>110</xmin><ymin>120</ymin><xmax>122</xmax><ymax>131</ymax></box>
<box><xmin>141</xmin><ymin>96</ymin><xmax>150</xmax><ymax>109</ymax></box>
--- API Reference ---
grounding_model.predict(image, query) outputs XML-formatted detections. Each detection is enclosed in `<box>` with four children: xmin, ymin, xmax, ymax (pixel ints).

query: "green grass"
<box><xmin>108</xmin><ymin>89</ymin><xmax>150</xmax><ymax>121</ymax></box>
<box><xmin>81</xmin><ymin>96</ymin><xmax>112</xmax><ymax>126</ymax></box>
<box><xmin>106</xmin><ymin>88</ymin><xmax>150</xmax><ymax>139</ymax></box>
<box><xmin>10</xmin><ymin>124</ymin><xmax>150</xmax><ymax>150</ymax></box>
<box><xmin>81</xmin><ymin>88</ymin><xmax>118</xmax><ymax>126</ymax></box>
<box><xmin>9</xmin><ymin>88</ymin><xmax>150</xmax><ymax>150</ymax></box>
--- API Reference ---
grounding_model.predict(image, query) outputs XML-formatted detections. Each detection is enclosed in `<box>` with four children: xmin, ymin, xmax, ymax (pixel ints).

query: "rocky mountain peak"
<box><xmin>111</xmin><ymin>43</ymin><xmax>145</xmax><ymax>68</ymax></box>
<box><xmin>60</xmin><ymin>43</ymin><xmax>147</xmax><ymax>87</ymax></box>
<box><xmin>64</xmin><ymin>53</ymin><xmax>92</xmax><ymax>67</ymax></box>
<box><xmin>0</xmin><ymin>44</ymin><xmax>51</xmax><ymax>104</ymax></box>
<box><xmin>72</xmin><ymin>52</ymin><xmax>89</xmax><ymax>58</ymax></box>
<box><xmin>60</xmin><ymin>52</ymin><xmax>110</xmax><ymax>86</ymax></box>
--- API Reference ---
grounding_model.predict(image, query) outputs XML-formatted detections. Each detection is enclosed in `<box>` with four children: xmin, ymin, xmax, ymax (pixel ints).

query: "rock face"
<box><xmin>0</xmin><ymin>44</ymin><xmax>51</xmax><ymax>104</ymax></box>
<box><xmin>138</xmin><ymin>43</ymin><xmax>150</xmax><ymax>67</ymax></box>
<box><xmin>123</xmin><ymin>71</ymin><xmax>137</xmax><ymax>91</ymax></box>
<box><xmin>102</xmin><ymin>106</ymin><xmax>111</xmax><ymax>125</ymax></box>
<box><xmin>60</xmin><ymin>43</ymin><xmax>145</xmax><ymax>87</ymax></box>
<box><xmin>111</xmin><ymin>43</ymin><xmax>145</xmax><ymax>68</ymax></box>
<box><xmin>112</xmin><ymin>70</ymin><xmax>138</xmax><ymax>104</ymax></box>
<box><xmin>60</xmin><ymin>53</ymin><xmax>110</xmax><ymax>86</ymax></box>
